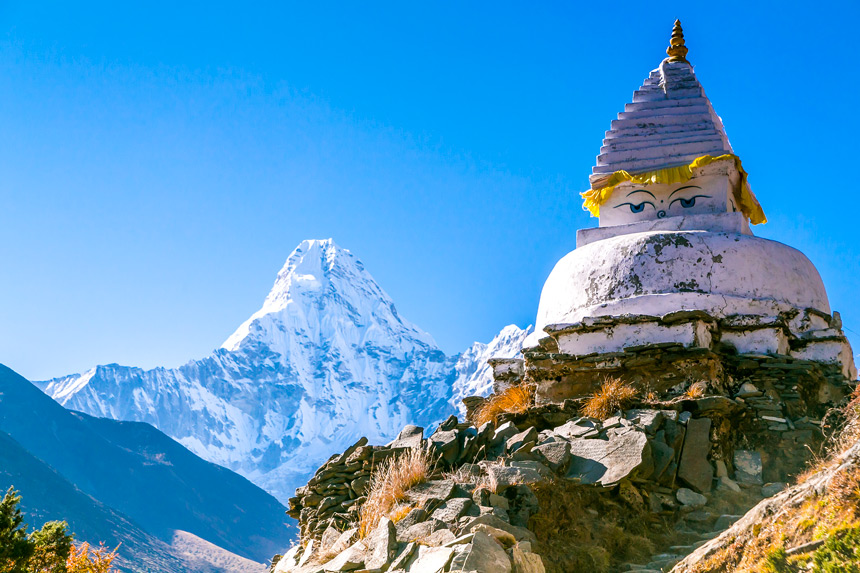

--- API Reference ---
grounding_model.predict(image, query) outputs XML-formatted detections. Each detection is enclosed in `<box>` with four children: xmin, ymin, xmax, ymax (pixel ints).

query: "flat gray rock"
<box><xmin>431</xmin><ymin>498</ymin><xmax>473</xmax><ymax>523</ymax></box>
<box><xmin>531</xmin><ymin>441</ymin><xmax>571</xmax><ymax>472</ymax></box>
<box><xmin>506</xmin><ymin>427</ymin><xmax>538</xmax><ymax>453</ymax></box>
<box><xmin>676</xmin><ymin>487</ymin><xmax>707</xmax><ymax>507</ymax></box>
<box><xmin>448</xmin><ymin>531</ymin><xmax>511</xmax><ymax>573</ymax></box>
<box><xmin>387</xmin><ymin>425</ymin><xmax>424</xmax><ymax>449</ymax></box>
<box><xmin>460</xmin><ymin>514</ymin><xmax>537</xmax><ymax>544</ymax></box>
<box><xmin>734</xmin><ymin>450</ymin><xmax>763</xmax><ymax>485</ymax></box>
<box><xmin>363</xmin><ymin>517</ymin><xmax>397</xmax><ymax>571</ymax></box>
<box><xmin>407</xmin><ymin>545</ymin><xmax>454</xmax><ymax>573</ymax></box>
<box><xmin>486</xmin><ymin>464</ymin><xmax>546</xmax><ymax>492</ymax></box>
<box><xmin>322</xmin><ymin>540</ymin><xmax>366</xmax><ymax>572</ymax></box>
<box><xmin>565</xmin><ymin>428</ymin><xmax>651</xmax><ymax>486</ymax></box>
<box><xmin>406</xmin><ymin>480</ymin><xmax>456</xmax><ymax>506</ymax></box>
<box><xmin>677</xmin><ymin>417</ymin><xmax>713</xmax><ymax>493</ymax></box>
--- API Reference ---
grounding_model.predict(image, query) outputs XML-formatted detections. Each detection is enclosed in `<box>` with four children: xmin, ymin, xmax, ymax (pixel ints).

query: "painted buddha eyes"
<box><xmin>613</xmin><ymin>186</ymin><xmax>711</xmax><ymax>216</ymax></box>
<box><xmin>617</xmin><ymin>201</ymin><xmax>653</xmax><ymax>213</ymax></box>
<box><xmin>669</xmin><ymin>195</ymin><xmax>710</xmax><ymax>209</ymax></box>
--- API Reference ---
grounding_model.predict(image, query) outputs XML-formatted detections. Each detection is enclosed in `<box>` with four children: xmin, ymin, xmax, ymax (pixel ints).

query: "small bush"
<box><xmin>581</xmin><ymin>378</ymin><xmax>638</xmax><ymax>420</ymax></box>
<box><xmin>474</xmin><ymin>385</ymin><xmax>534</xmax><ymax>427</ymax></box>
<box><xmin>760</xmin><ymin>546</ymin><xmax>790</xmax><ymax>573</ymax></box>
<box><xmin>66</xmin><ymin>542</ymin><xmax>118</xmax><ymax>573</ymax></box>
<box><xmin>813</xmin><ymin>526</ymin><xmax>860</xmax><ymax>573</ymax></box>
<box><xmin>358</xmin><ymin>448</ymin><xmax>434</xmax><ymax>538</ymax></box>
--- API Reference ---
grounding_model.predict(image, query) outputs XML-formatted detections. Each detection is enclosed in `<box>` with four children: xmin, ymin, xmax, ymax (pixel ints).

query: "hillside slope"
<box><xmin>0</xmin><ymin>364</ymin><xmax>291</xmax><ymax>564</ymax></box>
<box><xmin>0</xmin><ymin>429</ymin><xmax>192</xmax><ymax>573</ymax></box>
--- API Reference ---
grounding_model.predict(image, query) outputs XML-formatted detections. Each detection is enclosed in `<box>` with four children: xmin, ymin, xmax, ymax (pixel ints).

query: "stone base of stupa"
<box><xmin>489</xmin><ymin>309</ymin><xmax>856</xmax><ymax>482</ymax></box>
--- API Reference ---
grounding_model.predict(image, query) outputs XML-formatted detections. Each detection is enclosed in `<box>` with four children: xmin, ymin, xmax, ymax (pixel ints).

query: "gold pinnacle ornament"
<box><xmin>666</xmin><ymin>19</ymin><xmax>689</xmax><ymax>63</ymax></box>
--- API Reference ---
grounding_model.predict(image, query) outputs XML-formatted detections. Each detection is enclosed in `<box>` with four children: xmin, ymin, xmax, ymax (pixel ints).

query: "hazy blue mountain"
<box><xmin>0</xmin><ymin>364</ymin><xmax>292</xmax><ymax>566</ymax></box>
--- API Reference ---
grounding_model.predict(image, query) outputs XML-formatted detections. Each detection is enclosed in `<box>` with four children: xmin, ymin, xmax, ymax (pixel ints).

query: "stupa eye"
<box><xmin>669</xmin><ymin>195</ymin><xmax>710</xmax><ymax>209</ymax></box>
<box><xmin>614</xmin><ymin>201</ymin><xmax>654</xmax><ymax>214</ymax></box>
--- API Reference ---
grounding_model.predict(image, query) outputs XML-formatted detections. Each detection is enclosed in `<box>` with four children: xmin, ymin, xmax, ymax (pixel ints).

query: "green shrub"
<box><xmin>813</xmin><ymin>526</ymin><xmax>860</xmax><ymax>573</ymax></box>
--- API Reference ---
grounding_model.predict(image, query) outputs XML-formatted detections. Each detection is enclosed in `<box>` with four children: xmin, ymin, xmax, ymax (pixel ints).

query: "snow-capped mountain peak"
<box><xmin>222</xmin><ymin>239</ymin><xmax>434</xmax><ymax>355</ymax></box>
<box><xmin>37</xmin><ymin>239</ymin><xmax>531</xmax><ymax>503</ymax></box>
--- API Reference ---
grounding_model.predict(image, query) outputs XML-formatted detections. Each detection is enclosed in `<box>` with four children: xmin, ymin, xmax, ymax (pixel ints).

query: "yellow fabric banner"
<box><xmin>581</xmin><ymin>154</ymin><xmax>767</xmax><ymax>225</ymax></box>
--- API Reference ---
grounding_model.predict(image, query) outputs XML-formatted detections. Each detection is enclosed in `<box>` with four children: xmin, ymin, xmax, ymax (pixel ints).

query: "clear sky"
<box><xmin>2</xmin><ymin>1</ymin><xmax>859</xmax><ymax>381</ymax></box>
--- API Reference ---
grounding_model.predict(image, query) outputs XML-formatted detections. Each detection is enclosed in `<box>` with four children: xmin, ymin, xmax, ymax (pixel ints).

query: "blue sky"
<box><xmin>2</xmin><ymin>1</ymin><xmax>859</xmax><ymax>380</ymax></box>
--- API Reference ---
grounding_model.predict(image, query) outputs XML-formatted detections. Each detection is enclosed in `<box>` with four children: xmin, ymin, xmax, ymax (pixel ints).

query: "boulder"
<box><xmin>394</xmin><ymin>507</ymin><xmax>427</xmax><ymax>535</ymax></box>
<box><xmin>472</xmin><ymin>524</ymin><xmax>516</xmax><ymax>548</ymax></box>
<box><xmin>491</xmin><ymin>422</ymin><xmax>520</xmax><ymax>447</ymax></box>
<box><xmin>421</xmin><ymin>528</ymin><xmax>457</xmax><ymax>547</ymax></box>
<box><xmin>327</xmin><ymin>528</ymin><xmax>358</xmax><ymax>558</ymax></box>
<box><xmin>363</xmin><ymin>517</ymin><xmax>397</xmax><ymax>572</ymax></box>
<box><xmin>734</xmin><ymin>450</ymin><xmax>763</xmax><ymax>485</ymax></box>
<box><xmin>449</xmin><ymin>531</ymin><xmax>512</xmax><ymax>573</ymax></box>
<box><xmin>625</xmin><ymin>409</ymin><xmax>664</xmax><ymax>434</ymax></box>
<box><xmin>506</xmin><ymin>427</ymin><xmax>539</xmax><ymax>453</ymax></box>
<box><xmin>510</xmin><ymin>544</ymin><xmax>546</xmax><ymax>573</ymax></box>
<box><xmin>389</xmin><ymin>542</ymin><xmax>417</xmax><ymax>570</ymax></box>
<box><xmin>406</xmin><ymin>480</ymin><xmax>456</xmax><ymax>506</ymax></box>
<box><xmin>322</xmin><ymin>540</ymin><xmax>366</xmax><ymax>572</ymax></box>
<box><xmin>399</xmin><ymin>519</ymin><xmax>447</xmax><ymax>543</ymax></box>
<box><xmin>648</xmin><ymin>439</ymin><xmax>676</xmax><ymax>482</ymax></box>
<box><xmin>531</xmin><ymin>441</ymin><xmax>571</xmax><ymax>472</ymax></box>
<box><xmin>407</xmin><ymin>545</ymin><xmax>454</xmax><ymax>573</ymax></box>
<box><xmin>461</xmin><ymin>514</ymin><xmax>537</xmax><ymax>544</ymax></box>
<box><xmin>486</xmin><ymin>463</ymin><xmax>547</xmax><ymax>492</ymax></box>
<box><xmin>566</xmin><ymin>428</ymin><xmax>652</xmax><ymax>486</ymax></box>
<box><xmin>429</xmin><ymin>429</ymin><xmax>460</xmax><ymax>465</ymax></box>
<box><xmin>552</xmin><ymin>418</ymin><xmax>599</xmax><ymax>440</ymax></box>
<box><xmin>387</xmin><ymin>425</ymin><xmax>424</xmax><ymax>449</ymax></box>
<box><xmin>431</xmin><ymin>498</ymin><xmax>473</xmax><ymax>523</ymax></box>
<box><xmin>676</xmin><ymin>487</ymin><xmax>707</xmax><ymax>507</ymax></box>
<box><xmin>677</xmin><ymin>417</ymin><xmax>713</xmax><ymax>493</ymax></box>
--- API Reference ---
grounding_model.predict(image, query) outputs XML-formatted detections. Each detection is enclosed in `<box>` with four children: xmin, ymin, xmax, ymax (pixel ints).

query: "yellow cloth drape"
<box><xmin>581</xmin><ymin>154</ymin><xmax>767</xmax><ymax>225</ymax></box>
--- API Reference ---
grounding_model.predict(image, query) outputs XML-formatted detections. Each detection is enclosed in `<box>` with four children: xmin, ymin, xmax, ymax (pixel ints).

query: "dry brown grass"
<box><xmin>581</xmin><ymin>378</ymin><xmax>638</xmax><ymax>420</ymax></box>
<box><xmin>474</xmin><ymin>384</ymin><xmax>534</xmax><ymax>427</ymax></box>
<box><xmin>685</xmin><ymin>381</ymin><xmax>707</xmax><ymax>399</ymax></box>
<box><xmin>358</xmin><ymin>448</ymin><xmax>434</xmax><ymax>538</ymax></box>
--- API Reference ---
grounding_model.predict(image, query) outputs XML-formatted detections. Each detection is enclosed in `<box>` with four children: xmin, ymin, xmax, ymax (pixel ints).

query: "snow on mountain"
<box><xmin>37</xmin><ymin>239</ymin><xmax>529</xmax><ymax>503</ymax></box>
<box><xmin>450</xmin><ymin>324</ymin><xmax>533</xmax><ymax>415</ymax></box>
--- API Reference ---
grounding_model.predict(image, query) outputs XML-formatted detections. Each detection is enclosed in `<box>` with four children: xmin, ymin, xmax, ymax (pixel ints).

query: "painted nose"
<box><xmin>657</xmin><ymin>210</ymin><xmax>667</xmax><ymax>218</ymax></box>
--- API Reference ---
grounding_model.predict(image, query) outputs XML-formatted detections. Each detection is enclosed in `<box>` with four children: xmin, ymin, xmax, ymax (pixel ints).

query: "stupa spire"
<box><xmin>666</xmin><ymin>19</ymin><xmax>689</xmax><ymax>63</ymax></box>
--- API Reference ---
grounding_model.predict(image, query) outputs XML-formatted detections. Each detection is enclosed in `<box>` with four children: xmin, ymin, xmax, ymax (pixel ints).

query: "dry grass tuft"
<box><xmin>581</xmin><ymin>378</ymin><xmax>638</xmax><ymax>420</ymax></box>
<box><xmin>474</xmin><ymin>385</ymin><xmax>534</xmax><ymax>427</ymax></box>
<box><xmin>358</xmin><ymin>448</ymin><xmax>434</xmax><ymax>538</ymax></box>
<box><xmin>685</xmin><ymin>381</ymin><xmax>708</xmax><ymax>399</ymax></box>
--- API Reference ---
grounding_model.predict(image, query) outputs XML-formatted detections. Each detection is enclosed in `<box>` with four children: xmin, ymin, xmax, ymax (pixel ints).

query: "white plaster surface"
<box><xmin>555</xmin><ymin>320</ymin><xmax>711</xmax><ymax>356</ymax></box>
<box><xmin>792</xmin><ymin>340</ymin><xmax>857</xmax><ymax>380</ymax></box>
<box><xmin>720</xmin><ymin>328</ymin><xmax>790</xmax><ymax>356</ymax></box>
<box><xmin>578</xmin><ymin>212</ymin><xmax>750</xmax><ymax>247</ymax></box>
<box><xmin>526</xmin><ymin>230</ymin><xmax>830</xmax><ymax>349</ymax></box>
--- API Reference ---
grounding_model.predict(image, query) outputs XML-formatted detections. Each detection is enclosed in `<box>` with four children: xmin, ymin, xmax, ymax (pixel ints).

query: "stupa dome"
<box><xmin>525</xmin><ymin>22</ymin><xmax>835</xmax><ymax>353</ymax></box>
<box><xmin>532</xmin><ymin>220</ymin><xmax>830</xmax><ymax>339</ymax></box>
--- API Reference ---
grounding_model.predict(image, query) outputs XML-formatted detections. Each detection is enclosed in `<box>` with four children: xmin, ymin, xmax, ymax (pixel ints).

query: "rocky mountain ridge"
<box><xmin>37</xmin><ymin>239</ymin><xmax>531</xmax><ymax>503</ymax></box>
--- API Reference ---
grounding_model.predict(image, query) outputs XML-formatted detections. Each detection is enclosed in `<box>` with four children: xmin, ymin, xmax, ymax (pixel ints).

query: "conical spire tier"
<box><xmin>589</xmin><ymin>22</ymin><xmax>733</xmax><ymax>184</ymax></box>
<box><xmin>666</xmin><ymin>19</ymin><xmax>689</xmax><ymax>63</ymax></box>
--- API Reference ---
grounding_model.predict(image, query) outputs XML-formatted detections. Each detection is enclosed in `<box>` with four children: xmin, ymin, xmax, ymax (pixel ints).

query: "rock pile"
<box><xmin>276</xmin><ymin>387</ymin><xmax>804</xmax><ymax>573</ymax></box>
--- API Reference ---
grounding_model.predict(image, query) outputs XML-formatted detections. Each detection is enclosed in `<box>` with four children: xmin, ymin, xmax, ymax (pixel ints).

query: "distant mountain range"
<box><xmin>36</xmin><ymin>239</ymin><xmax>532</xmax><ymax>503</ymax></box>
<box><xmin>0</xmin><ymin>364</ymin><xmax>292</xmax><ymax>572</ymax></box>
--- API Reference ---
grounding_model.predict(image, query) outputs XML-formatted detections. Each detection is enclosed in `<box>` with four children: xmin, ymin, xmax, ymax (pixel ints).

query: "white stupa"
<box><xmin>519</xmin><ymin>21</ymin><xmax>855</xmax><ymax>398</ymax></box>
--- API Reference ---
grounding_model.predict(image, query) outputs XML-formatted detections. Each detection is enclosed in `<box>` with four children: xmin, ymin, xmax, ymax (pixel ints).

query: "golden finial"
<box><xmin>666</xmin><ymin>19</ymin><xmax>689</xmax><ymax>63</ymax></box>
